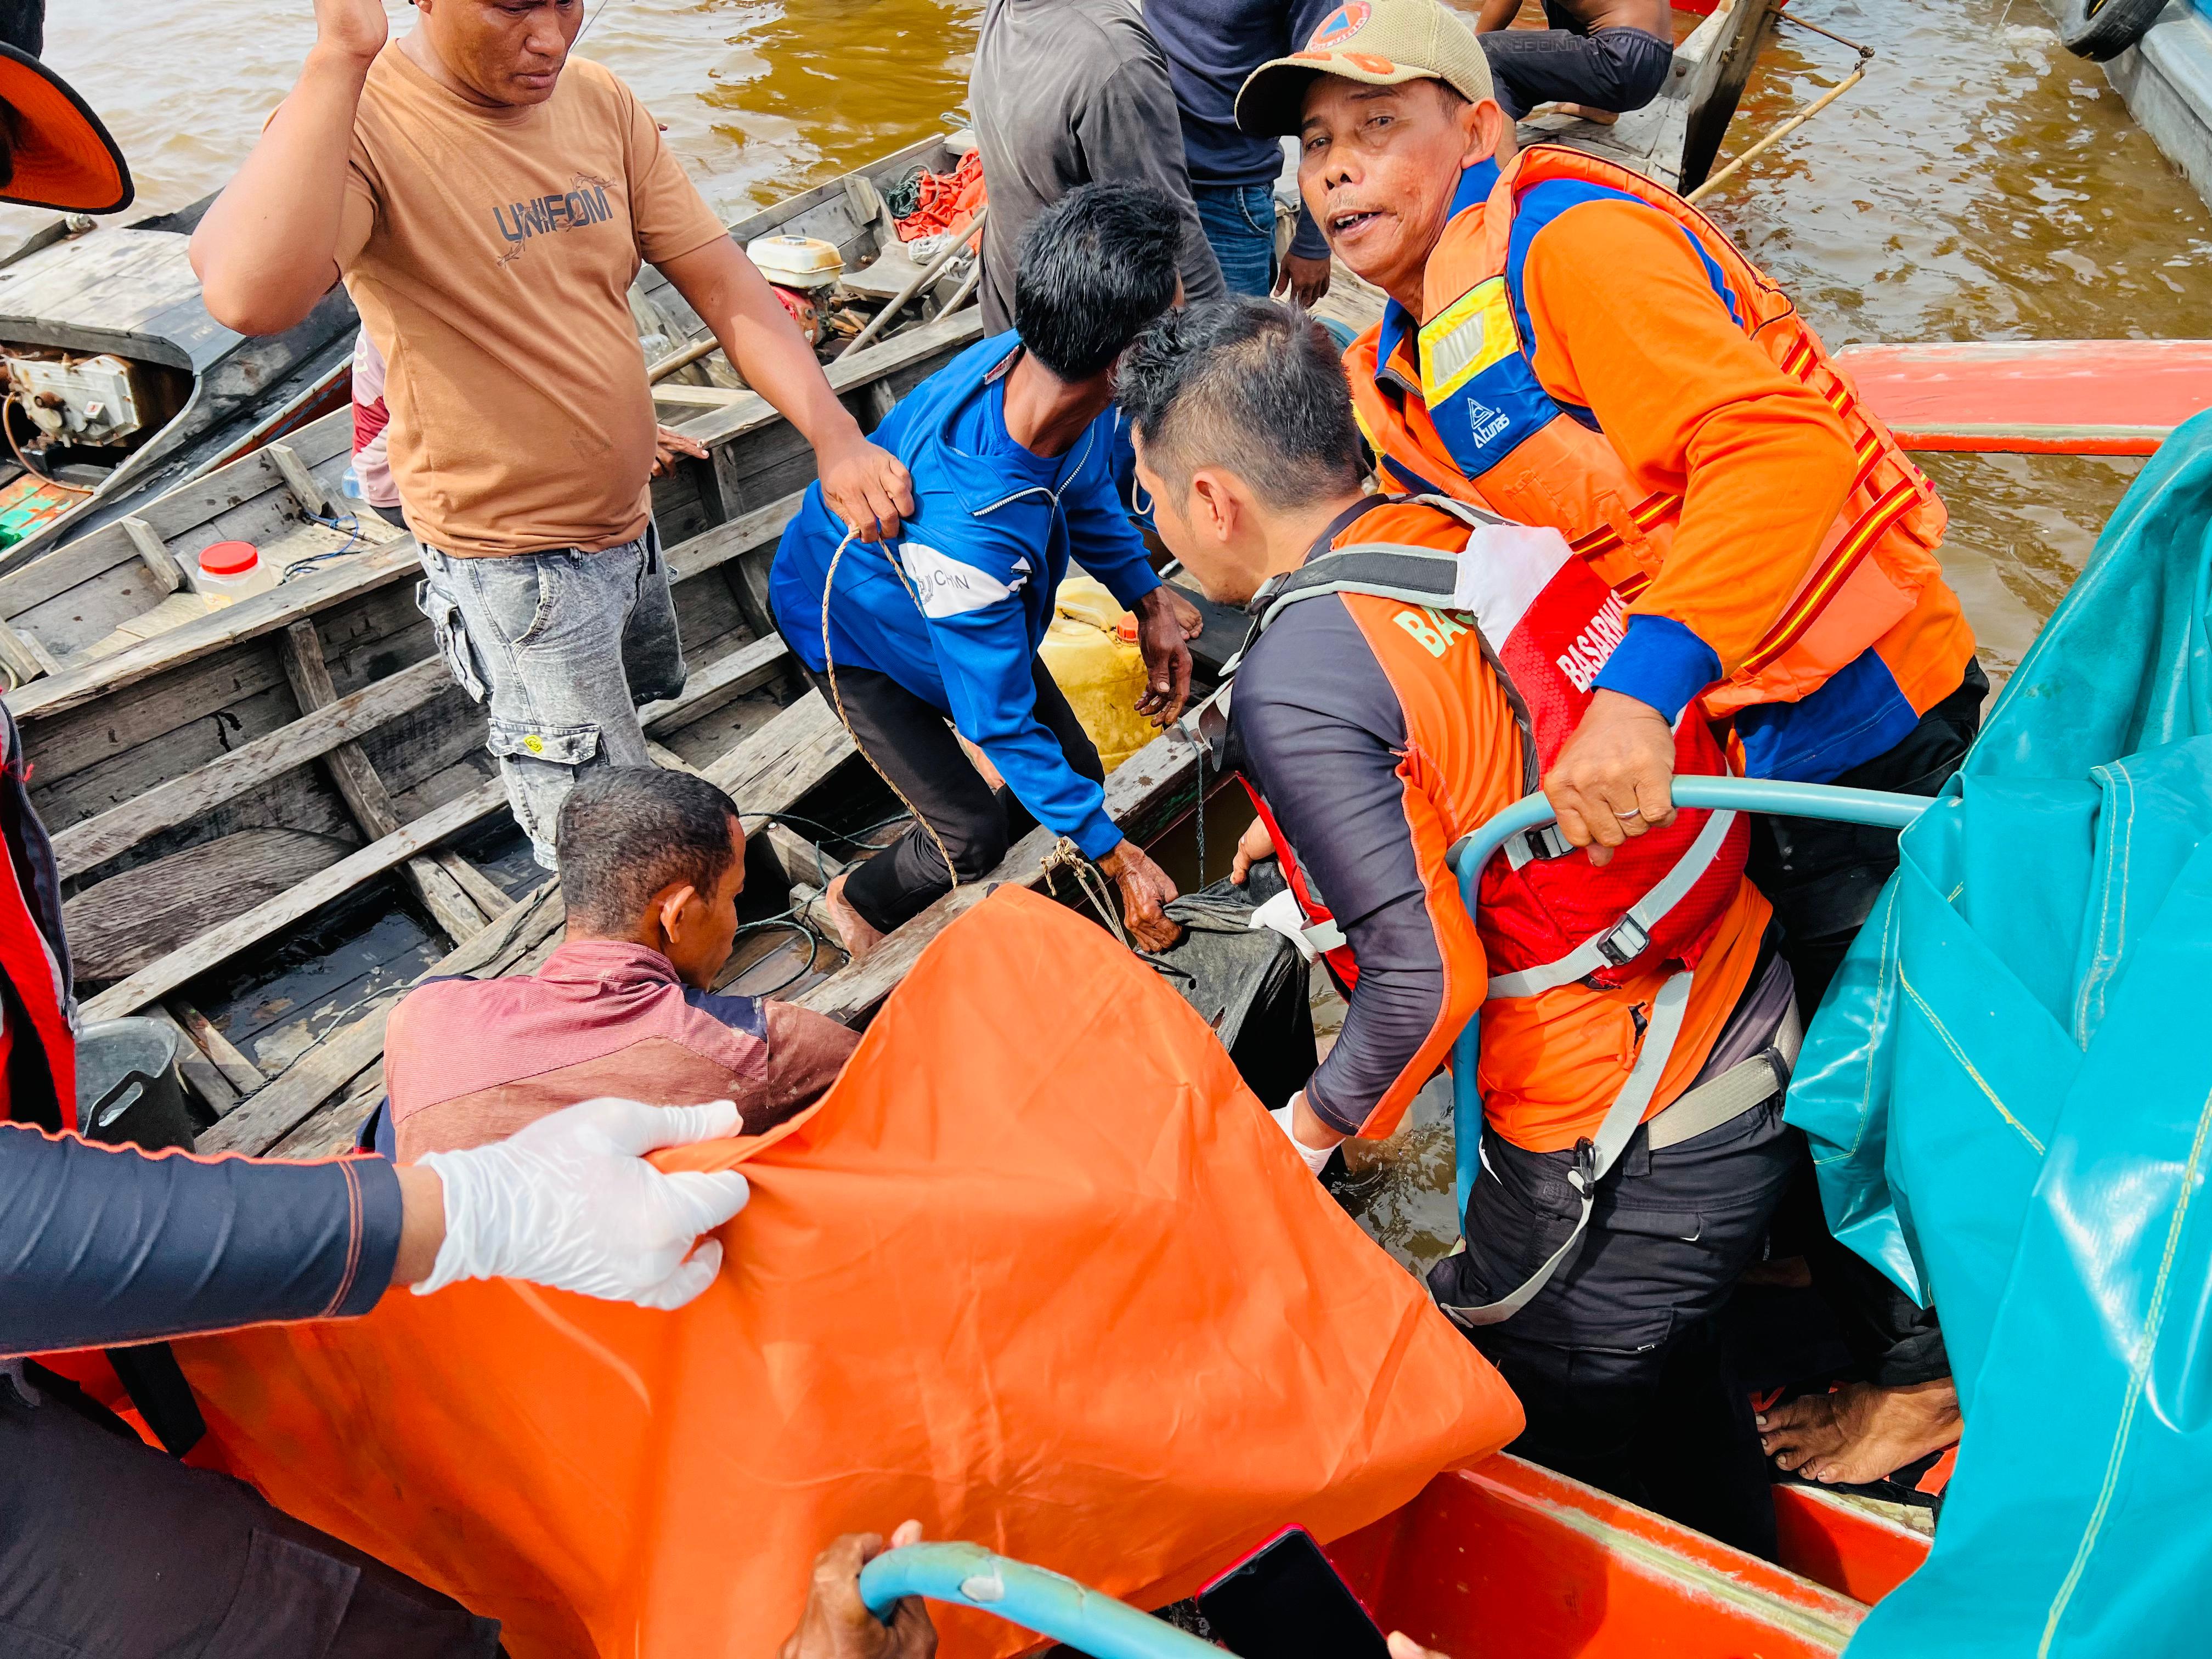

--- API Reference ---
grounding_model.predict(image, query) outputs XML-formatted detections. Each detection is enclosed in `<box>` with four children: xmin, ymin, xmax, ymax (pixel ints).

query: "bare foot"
<box><xmin>1538</xmin><ymin>101</ymin><xmax>1621</xmax><ymax>125</ymax></box>
<box><xmin>1759</xmin><ymin>1378</ymin><xmax>1961</xmax><ymax>1486</ymax></box>
<box><xmin>822</xmin><ymin>871</ymin><xmax>885</xmax><ymax>964</ymax></box>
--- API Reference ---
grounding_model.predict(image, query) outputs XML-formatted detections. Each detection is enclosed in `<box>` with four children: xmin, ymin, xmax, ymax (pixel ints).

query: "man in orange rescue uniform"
<box><xmin>1122</xmin><ymin>296</ymin><xmax>1803</xmax><ymax>1557</ymax></box>
<box><xmin>1235</xmin><ymin>0</ymin><xmax>1982</xmax><ymax>1490</ymax></box>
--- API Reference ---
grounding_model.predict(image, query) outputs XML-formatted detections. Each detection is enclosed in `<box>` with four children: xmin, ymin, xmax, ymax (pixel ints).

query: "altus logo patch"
<box><xmin>1311</xmin><ymin>3</ymin><xmax>1372</xmax><ymax>47</ymax></box>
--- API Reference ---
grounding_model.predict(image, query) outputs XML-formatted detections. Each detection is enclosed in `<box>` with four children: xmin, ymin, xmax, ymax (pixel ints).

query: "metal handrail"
<box><xmin>1444</xmin><ymin>778</ymin><xmax>1932</xmax><ymax>1212</ymax></box>
<box><xmin>860</xmin><ymin>1543</ymin><xmax>1217</xmax><ymax>1659</ymax></box>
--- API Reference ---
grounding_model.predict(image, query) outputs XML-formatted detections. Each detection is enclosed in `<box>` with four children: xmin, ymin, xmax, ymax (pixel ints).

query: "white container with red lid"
<box><xmin>195</xmin><ymin>540</ymin><xmax>278</xmax><ymax>603</ymax></box>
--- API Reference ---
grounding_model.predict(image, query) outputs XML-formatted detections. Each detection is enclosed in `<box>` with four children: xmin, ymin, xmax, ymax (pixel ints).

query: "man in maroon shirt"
<box><xmin>380</xmin><ymin>767</ymin><xmax>857</xmax><ymax>1159</ymax></box>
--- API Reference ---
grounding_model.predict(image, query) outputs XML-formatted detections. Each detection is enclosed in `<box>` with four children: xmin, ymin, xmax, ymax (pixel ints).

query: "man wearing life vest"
<box><xmin>1235</xmin><ymin>0</ymin><xmax>1975</xmax><ymax>1488</ymax></box>
<box><xmin>1121</xmin><ymin>296</ymin><xmax>1804</xmax><ymax>1556</ymax></box>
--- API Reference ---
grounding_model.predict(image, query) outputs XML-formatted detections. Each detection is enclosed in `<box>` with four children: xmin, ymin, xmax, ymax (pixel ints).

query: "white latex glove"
<box><xmin>1268</xmin><ymin>1102</ymin><xmax>1336</xmax><ymax>1178</ymax></box>
<box><xmin>414</xmin><ymin>1097</ymin><xmax>752</xmax><ymax>1310</ymax></box>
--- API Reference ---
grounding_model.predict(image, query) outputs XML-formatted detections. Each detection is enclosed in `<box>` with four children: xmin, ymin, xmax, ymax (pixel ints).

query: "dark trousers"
<box><xmin>1430</xmin><ymin>1094</ymin><xmax>1800</xmax><ymax>1559</ymax></box>
<box><xmin>833</xmin><ymin>661</ymin><xmax>1106</xmax><ymax>935</ymax></box>
<box><xmin>0</xmin><ymin>1365</ymin><xmax>500</xmax><ymax>1658</ymax></box>
<box><xmin>1479</xmin><ymin>15</ymin><xmax>1674</xmax><ymax>120</ymax></box>
<box><xmin>1746</xmin><ymin>659</ymin><xmax>1989</xmax><ymax>1390</ymax></box>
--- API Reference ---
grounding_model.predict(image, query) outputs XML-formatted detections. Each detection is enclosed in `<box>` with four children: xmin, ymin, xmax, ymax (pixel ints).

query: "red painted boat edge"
<box><xmin>1772</xmin><ymin>1482</ymin><xmax>1931</xmax><ymax>1605</ymax></box>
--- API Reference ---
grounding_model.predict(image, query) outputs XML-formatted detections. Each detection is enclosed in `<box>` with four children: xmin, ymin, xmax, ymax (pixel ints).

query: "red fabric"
<box><xmin>0</xmin><ymin>801</ymin><xmax>73</xmax><ymax>1131</ymax></box>
<box><xmin>351</xmin><ymin>394</ymin><xmax>390</xmax><ymax>453</ymax></box>
<box><xmin>895</xmin><ymin>149</ymin><xmax>986</xmax><ymax>245</ymax></box>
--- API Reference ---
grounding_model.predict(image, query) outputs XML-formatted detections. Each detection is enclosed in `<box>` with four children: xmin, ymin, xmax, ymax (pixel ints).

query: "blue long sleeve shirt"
<box><xmin>769</xmin><ymin>332</ymin><xmax>1162</xmax><ymax>860</ymax></box>
<box><xmin>1143</xmin><ymin>0</ymin><xmax>1339</xmax><ymax>259</ymax></box>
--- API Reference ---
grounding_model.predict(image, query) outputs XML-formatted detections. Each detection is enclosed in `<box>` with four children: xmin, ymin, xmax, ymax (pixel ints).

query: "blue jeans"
<box><xmin>1190</xmin><ymin>182</ymin><xmax>1276</xmax><ymax>297</ymax></box>
<box><xmin>416</xmin><ymin>524</ymin><xmax>687</xmax><ymax>867</ymax></box>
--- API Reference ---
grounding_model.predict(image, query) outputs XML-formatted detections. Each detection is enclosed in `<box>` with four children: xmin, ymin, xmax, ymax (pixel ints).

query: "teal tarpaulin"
<box><xmin>1788</xmin><ymin>413</ymin><xmax>2212</xmax><ymax>1656</ymax></box>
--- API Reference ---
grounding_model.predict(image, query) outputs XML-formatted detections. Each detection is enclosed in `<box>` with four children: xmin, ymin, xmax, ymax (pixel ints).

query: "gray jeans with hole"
<box><xmin>416</xmin><ymin>524</ymin><xmax>686</xmax><ymax>868</ymax></box>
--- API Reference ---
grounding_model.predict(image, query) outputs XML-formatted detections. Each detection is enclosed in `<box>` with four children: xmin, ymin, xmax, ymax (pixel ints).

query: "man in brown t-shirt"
<box><xmin>192</xmin><ymin>0</ymin><xmax>914</xmax><ymax>865</ymax></box>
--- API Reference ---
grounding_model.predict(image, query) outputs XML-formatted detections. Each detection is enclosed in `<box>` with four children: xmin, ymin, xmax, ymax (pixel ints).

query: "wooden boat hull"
<box><xmin>0</xmin><ymin>207</ymin><xmax>360</xmax><ymax>569</ymax></box>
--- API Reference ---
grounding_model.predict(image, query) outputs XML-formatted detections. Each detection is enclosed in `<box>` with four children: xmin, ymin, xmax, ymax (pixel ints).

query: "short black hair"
<box><xmin>1013</xmin><ymin>182</ymin><xmax>1183</xmax><ymax>382</ymax></box>
<box><xmin>1118</xmin><ymin>297</ymin><xmax>1365</xmax><ymax>507</ymax></box>
<box><xmin>557</xmin><ymin>768</ymin><xmax>743</xmax><ymax>932</ymax></box>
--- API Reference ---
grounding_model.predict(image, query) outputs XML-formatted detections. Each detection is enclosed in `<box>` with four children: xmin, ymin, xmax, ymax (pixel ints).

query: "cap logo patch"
<box><xmin>1347</xmin><ymin>52</ymin><xmax>1398</xmax><ymax>75</ymax></box>
<box><xmin>1311</xmin><ymin>3</ymin><xmax>1372</xmax><ymax>47</ymax></box>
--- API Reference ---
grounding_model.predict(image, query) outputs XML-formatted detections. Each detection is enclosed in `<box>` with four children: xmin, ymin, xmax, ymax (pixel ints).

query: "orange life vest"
<box><xmin>1346</xmin><ymin>144</ymin><xmax>1950</xmax><ymax>718</ymax></box>
<box><xmin>1236</xmin><ymin>498</ymin><xmax>1746</xmax><ymax>1138</ymax></box>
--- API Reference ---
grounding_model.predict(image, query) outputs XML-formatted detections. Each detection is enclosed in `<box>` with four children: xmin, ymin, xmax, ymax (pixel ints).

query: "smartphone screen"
<box><xmin>1197</xmin><ymin>1527</ymin><xmax>1391</xmax><ymax>1659</ymax></box>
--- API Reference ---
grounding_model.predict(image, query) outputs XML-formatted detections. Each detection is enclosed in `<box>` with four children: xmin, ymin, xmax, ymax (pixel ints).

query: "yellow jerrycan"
<box><xmin>1040</xmin><ymin>573</ymin><xmax>1156</xmax><ymax>773</ymax></box>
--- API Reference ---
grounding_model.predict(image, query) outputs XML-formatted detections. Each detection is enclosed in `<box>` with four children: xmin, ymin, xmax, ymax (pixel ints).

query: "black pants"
<box><xmin>1429</xmin><ymin>1092</ymin><xmax>1799</xmax><ymax>1559</ymax></box>
<box><xmin>1746</xmin><ymin>659</ymin><xmax>1988</xmax><ymax>1390</ymax></box>
<box><xmin>0</xmin><ymin>1365</ymin><xmax>500</xmax><ymax>1658</ymax></box>
<box><xmin>1480</xmin><ymin>14</ymin><xmax>1674</xmax><ymax>120</ymax></box>
<box><xmin>832</xmin><ymin>660</ymin><xmax>1106</xmax><ymax>935</ymax></box>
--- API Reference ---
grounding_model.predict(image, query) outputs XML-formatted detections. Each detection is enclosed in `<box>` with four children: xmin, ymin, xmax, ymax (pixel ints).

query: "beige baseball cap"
<box><xmin>1235</xmin><ymin>0</ymin><xmax>1497</xmax><ymax>138</ymax></box>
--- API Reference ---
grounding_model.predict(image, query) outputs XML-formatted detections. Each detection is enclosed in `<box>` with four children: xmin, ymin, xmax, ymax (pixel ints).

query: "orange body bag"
<box><xmin>176</xmin><ymin>888</ymin><xmax>1522</xmax><ymax>1657</ymax></box>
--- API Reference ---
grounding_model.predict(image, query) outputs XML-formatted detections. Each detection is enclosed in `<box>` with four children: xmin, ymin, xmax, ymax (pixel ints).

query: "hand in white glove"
<box><xmin>1269</xmin><ymin>1097</ymin><xmax>1339</xmax><ymax>1178</ymax></box>
<box><xmin>413</xmin><ymin>1097</ymin><xmax>752</xmax><ymax>1310</ymax></box>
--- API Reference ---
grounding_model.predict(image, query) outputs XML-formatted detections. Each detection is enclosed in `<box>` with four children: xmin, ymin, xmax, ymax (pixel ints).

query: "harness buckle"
<box><xmin>1523</xmin><ymin>823</ymin><xmax>1575</xmax><ymax>862</ymax></box>
<box><xmin>1594</xmin><ymin>915</ymin><xmax>1652</xmax><ymax>969</ymax></box>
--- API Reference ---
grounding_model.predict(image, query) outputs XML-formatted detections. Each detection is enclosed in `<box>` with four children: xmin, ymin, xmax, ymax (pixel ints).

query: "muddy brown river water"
<box><xmin>29</xmin><ymin>0</ymin><xmax>2212</xmax><ymax>1254</ymax></box>
<box><xmin>37</xmin><ymin>0</ymin><xmax>2212</xmax><ymax>666</ymax></box>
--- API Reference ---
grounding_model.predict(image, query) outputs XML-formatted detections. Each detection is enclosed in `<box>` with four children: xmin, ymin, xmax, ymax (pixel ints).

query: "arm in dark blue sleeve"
<box><xmin>1233</xmin><ymin>605</ymin><xmax>1456</xmax><ymax>1137</ymax></box>
<box><xmin>0</xmin><ymin>1126</ymin><xmax>402</xmax><ymax>1355</ymax></box>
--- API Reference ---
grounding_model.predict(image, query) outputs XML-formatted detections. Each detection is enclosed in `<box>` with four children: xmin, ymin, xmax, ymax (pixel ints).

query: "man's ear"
<box><xmin>654</xmin><ymin>882</ymin><xmax>703</xmax><ymax>940</ymax></box>
<box><xmin>1466</xmin><ymin>97</ymin><xmax>1511</xmax><ymax>167</ymax></box>
<box><xmin>1189</xmin><ymin>467</ymin><xmax>1243</xmax><ymax>546</ymax></box>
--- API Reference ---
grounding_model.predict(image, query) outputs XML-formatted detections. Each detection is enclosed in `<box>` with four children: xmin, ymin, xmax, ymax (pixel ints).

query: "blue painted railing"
<box><xmin>860</xmin><ymin>1543</ymin><xmax>1216</xmax><ymax>1659</ymax></box>
<box><xmin>1446</xmin><ymin>778</ymin><xmax>1932</xmax><ymax>1214</ymax></box>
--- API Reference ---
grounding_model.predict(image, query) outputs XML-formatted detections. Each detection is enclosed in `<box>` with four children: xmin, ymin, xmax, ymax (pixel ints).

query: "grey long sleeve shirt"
<box><xmin>969</xmin><ymin>0</ymin><xmax>1227</xmax><ymax>334</ymax></box>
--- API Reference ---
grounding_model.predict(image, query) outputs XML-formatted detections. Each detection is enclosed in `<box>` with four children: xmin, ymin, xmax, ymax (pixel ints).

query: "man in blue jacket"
<box><xmin>771</xmin><ymin>184</ymin><xmax>1193</xmax><ymax>960</ymax></box>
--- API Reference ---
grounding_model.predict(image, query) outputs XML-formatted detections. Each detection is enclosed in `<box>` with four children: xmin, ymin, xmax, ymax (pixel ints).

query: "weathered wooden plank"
<box><xmin>200</xmin><ymin>873</ymin><xmax>570</xmax><ymax>1157</ymax></box>
<box><xmin>0</xmin><ymin>616</ymin><xmax>59</xmax><ymax>682</ymax></box>
<box><xmin>661</xmin><ymin>491</ymin><xmax>806</xmax><ymax>583</ymax></box>
<box><xmin>270</xmin><ymin>1063</ymin><xmax>386</xmax><ymax>1159</ymax></box>
<box><xmin>279</xmin><ymin>620</ymin><xmax>485</xmax><ymax>947</ymax></box>
<box><xmin>49</xmin><ymin>655</ymin><xmax>452</xmax><ymax>879</ymax></box>
<box><xmin>170</xmin><ymin>994</ymin><xmax>267</xmax><ymax>1096</ymax></box>
<box><xmin>266</xmin><ymin>442</ymin><xmax>335</xmax><ymax>520</ymax></box>
<box><xmin>80</xmin><ymin>778</ymin><xmax>509</xmax><ymax>1024</ymax></box>
<box><xmin>143</xmin><ymin>1005</ymin><xmax>240</xmax><ymax>1119</ymax></box>
<box><xmin>640</xmin><ymin>633</ymin><xmax>789</xmax><ymax>733</ymax></box>
<box><xmin>64</xmin><ymin>828</ymin><xmax>357</xmax><ymax>983</ymax></box>
<box><xmin>700</xmin><ymin>687</ymin><xmax>854</xmax><ymax>808</ymax></box>
<box><xmin>432</xmin><ymin>851</ymin><xmax>515</xmax><ymax>920</ymax></box>
<box><xmin>120</xmin><ymin>518</ymin><xmax>185</xmax><ymax>595</ymax></box>
<box><xmin>763</xmin><ymin>821</ymin><xmax>846</xmax><ymax>889</ymax></box>
<box><xmin>4</xmin><ymin>538</ymin><xmax>421</xmax><ymax>725</ymax></box>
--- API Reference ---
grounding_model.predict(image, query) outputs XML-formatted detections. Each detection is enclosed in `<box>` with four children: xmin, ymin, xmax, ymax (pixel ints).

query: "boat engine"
<box><xmin>747</xmin><ymin>235</ymin><xmax>846</xmax><ymax>350</ymax></box>
<box><xmin>1</xmin><ymin>351</ymin><xmax>165</xmax><ymax>448</ymax></box>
